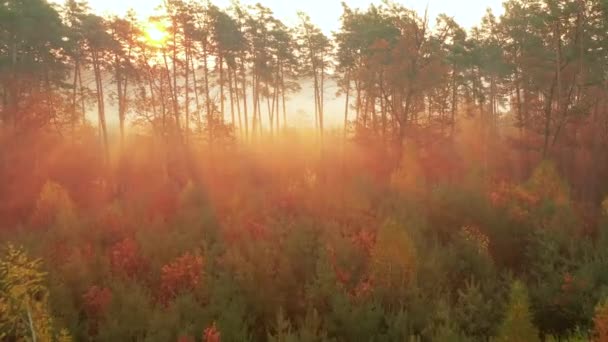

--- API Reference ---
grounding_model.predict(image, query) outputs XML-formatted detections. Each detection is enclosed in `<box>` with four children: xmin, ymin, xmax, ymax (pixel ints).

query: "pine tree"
<box><xmin>496</xmin><ymin>281</ymin><xmax>540</xmax><ymax>342</ymax></box>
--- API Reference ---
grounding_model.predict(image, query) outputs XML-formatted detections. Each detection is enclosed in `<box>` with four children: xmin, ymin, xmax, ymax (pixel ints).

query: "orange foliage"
<box><xmin>83</xmin><ymin>286</ymin><xmax>112</xmax><ymax>318</ymax></box>
<box><xmin>82</xmin><ymin>286</ymin><xmax>112</xmax><ymax>335</ymax></box>
<box><xmin>97</xmin><ymin>206</ymin><xmax>130</xmax><ymax>239</ymax></box>
<box><xmin>203</xmin><ymin>322</ymin><xmax>221</xmax><ymax>342</ymax></box>
<box><xmin>350</xmin><ymin>278</ymin><xmax>374</xmax><ymax>303</ymax></box>
<box><xmin>351</xmin><ymin>229</ymin><xmax>376</xmax><ymax>256</ymax></box>
<box><xmin>488</xmin><ymin>181</ymin><xmax>540</xmax><ymax>222</ymax></box>
<box><xmin>160</xmin><ymin>252</ymin><xmax>204</xmax><ymax>303</ymax></box>
<box><xmin>109</xmin><ymin>238</ymin><xmax>144</xmax><ymax>278</ymax></box>
<box><xmin>326</xmin><ymin>244</ymin><xmax>352</xmax><ymax>287</ymax></box>
<box><xmin>149</xmin><ymin>186</ymin><xmax>179</xmax><ymax>222</ymax></box>
<box><xmin>594</xmin><ymin>300</ymin><xmax>608</xmax><ymax>342</ymax></box>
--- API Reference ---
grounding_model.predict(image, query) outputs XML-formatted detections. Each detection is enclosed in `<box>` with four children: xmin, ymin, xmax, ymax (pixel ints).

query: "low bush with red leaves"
<box><xmin>82</xmin><ymin>286</ymin><xmax>112</xmax><ymax>335</ymax></box>
<box><xmin>203</xmin><ymin>322</ymin><xmax>221</xmax><ymax>342</ymax></box>
<box><xmin>160</xmin><ymin>252</ymin><xmax>204</xmax><ymax>303</ymax></box>
<box><xmin>109</xmin><ymin>237</ymin><xmax>144</xmax><ymax>278</ymax></box>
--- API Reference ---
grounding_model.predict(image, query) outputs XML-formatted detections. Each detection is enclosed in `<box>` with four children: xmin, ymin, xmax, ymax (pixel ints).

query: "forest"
<box><xmin>2</xmin><ymin>0</ymin><xmax>608</xmax><ymax>340</ymax></box>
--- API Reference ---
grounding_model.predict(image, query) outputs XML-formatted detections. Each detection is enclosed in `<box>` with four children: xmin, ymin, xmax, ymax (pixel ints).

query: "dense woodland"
<box><xmin>2</xmin><ymin>0</ymin><xmax>608</xmax><ymax>340</ymax></box>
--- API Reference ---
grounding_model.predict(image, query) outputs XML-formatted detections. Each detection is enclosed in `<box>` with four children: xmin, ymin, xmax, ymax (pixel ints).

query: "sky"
<box><xmin>57</xmin><ymin>0</ymin><xmax>505</xmax><ymax>33</ymax></box>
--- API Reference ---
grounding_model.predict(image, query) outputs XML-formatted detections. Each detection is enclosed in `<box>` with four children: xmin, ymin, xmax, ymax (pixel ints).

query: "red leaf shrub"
<box><xmin>160</xmin><ymin>252</ymin><xmax>204</xmax><ymax>303</ymax></box>
<box><xmin>83</xmin><ymin>286</ymin><xmax>112</xmax><ymax>318</ymax></box>
<box><xmin>82</xmin><ymin>286</ymin><xmax>112</xmax><ymax>336</ymax></box>
<box><xmin>109</xmin><ymin>237</ymin><xmax>143</xmax><ymax>278</ymax></box>
<box><xmin>203</xmin><ymin>322</ymin><xmax>221</xmax><ymax>342</ymax></box>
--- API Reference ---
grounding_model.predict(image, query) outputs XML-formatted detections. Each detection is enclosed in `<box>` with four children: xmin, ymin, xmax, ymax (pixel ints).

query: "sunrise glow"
<box><xmin>144</xmin><ymin>22</ymin><xmax>168</xmax><ymax>45</ymax></box>
<box><xmin>3</xmin><ymin>0</ymin><xmax>608</xmax><ymax>341</ymax></box>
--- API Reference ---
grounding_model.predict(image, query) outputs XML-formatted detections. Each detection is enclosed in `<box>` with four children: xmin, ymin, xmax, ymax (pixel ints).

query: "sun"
<box><xmin>144</xmin><ymin>22</ymin><xmax>168</xmax><ymax>46</ymax></box>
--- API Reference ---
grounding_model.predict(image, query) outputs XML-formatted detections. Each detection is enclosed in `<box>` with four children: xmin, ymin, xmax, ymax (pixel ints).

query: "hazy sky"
<box><xmin>58</xmin><ymin>0</ymin><xmax>505</xmax><ymax>33</ymax></box>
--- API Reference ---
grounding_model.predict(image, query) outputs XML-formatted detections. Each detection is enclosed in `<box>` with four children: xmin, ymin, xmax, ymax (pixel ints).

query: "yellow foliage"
<box><xmin>370</xmin><ymin>220</ymin><xmax>417</xmax><ymax>290</ymax></box>
<box><xmin>0</xmin><ymin>244</ymin><xmax>70</xmax><ymax>341</ymax></box>
<box><xmin>57</xmin><ymin>329</ymin><xmax>73</xmax><ymax>342</ymax></box>
<box><xmin>33</xmin><ymin>181</ymin><xmax>77</xmax><ymax>229</ymax></box>
<box><xmin>460</xmin><ymin>225</ymin><xmax>490</xmax><ymax>255</ymax></box>
<box><xmin>526</xmin><ymin>161</ymin><xmax>569</xmax><ymax>205</ymax></box>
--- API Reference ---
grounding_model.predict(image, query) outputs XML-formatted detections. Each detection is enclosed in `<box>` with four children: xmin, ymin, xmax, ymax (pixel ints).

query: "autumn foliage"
<box><xmin>2</xmin><ymin>0</ymin><xmax>608</xmax><ymax>340</ymax></box>
<box><xmin>160</xmin><ymin>252</ymin><xmax>204</xmax><ymax>303</ymax></box>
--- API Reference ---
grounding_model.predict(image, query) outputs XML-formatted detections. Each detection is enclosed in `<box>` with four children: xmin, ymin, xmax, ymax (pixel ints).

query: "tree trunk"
<box><xmin>190</xmin><ymin>54</ymin><xmax>201</xmax><ymax>132</ymax></box>
<box><xmin>240</xmin><ymin>55</ymin><xmax>249</xmax><ymax>140</ymax></box>
<box><xmin>93</xmin><ymin>51</ymin><xmax>109</xmax><ymax>164</ymax></box>
<box><xmin>219</xmin><ymin>53</ymin><xmax>225</xmax><ymax>124</ymax></box>
<box><xmin>71</xmin><ymin>60</ymin><xmax>79</xmax><ymax>137</ymax></box>
<box><xmin>233</xmin><ymin>67</ymin><xmax>243</xmax><ymax>136</ymax></box>
<box><xmin>343</xmin><ymin>73</ymin><xmax>350</xmax><ymax>140</ymax></box>
<box><xmin>450</xmin><ymin>64</ymin><xmax>457</xmax><ymax>138</ymax></box>
<box><xmin>184</xmin><ymin>44</ymin><xmax>190</xmax><ymax>142</ymax></box>
<box><xmin>228</xmin><ymin>65</ymin><xmax>236</xmax><ymax>131</ymax></box>
<box><xmin>202</xmin><ymin>40</ymin><xmax>212</xmax><ymax>144</ymax></box>
<box><xmin>281</xmin><ymin>63</ymin><xmax>287</xmax><ymax>132</ymax></box>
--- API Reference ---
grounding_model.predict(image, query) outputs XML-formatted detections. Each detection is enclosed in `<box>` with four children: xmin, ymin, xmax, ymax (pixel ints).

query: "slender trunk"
<box><xmin>371</xmin><ymin>95</ymin><xmax>377</xmax><ymax>132</ymax></box>
<box><xmin>313</xmin><ymin>74</ymin><xmax>319</xmax><ymax>134</ymax></box>
<box><xmin>219</xmin><ymin>53</ymin><xmax>225</xmax><ymax>124</ymax></box>
<box><xmin>257</xmin><ymin>76</ymin><xmax>263</xmax><ymax>138</ymax></box>
<box><xmin>78</xmin><ymin>64</ymin><xmax>85</xmax><ymax>124</ymax></box>
<box><xmin>240</xmin><ymin>55</ymin><xmax>249</xmax><ymax>140</ymax></box>
<box><xmin>275</xmin><ymin>72</ymin><xmax>280</xmax><ymax>133</ymax></box>
<box><xmin>343</xmin><ymin>73</ymin><xmax>350</xmax><ymax>140</ymax></box>
<box><xmin>228</xmin><ymin>64</ymin><xmax>236</xmax><ymax>130</ymax></box>
<box><xmin>172</xmin><ymin>22</ymin><xmax>180</xmax><ymax>132</ymax></box>
<box><xmin>202</xmin><ymin>40</ymin><xmax>212</xmax><ymax>144</ymax></box>
<box><xmin>184</xmin><ymin>43</ymin><xmax>190</xmax><ymax>142</ymax></box>
<box><xmin>280</xmin><ymin>64</ymin><xmax>287</xmax><ymax>132</ymax></box>
<box><xmin>450</xmin><ymin>64</ymin><xmax>457</xmax><ymax>138</ymax></box>
<box><xmin>233</xmin><ymin>67</ymin><xmax>243</xmax><ymax>136</ymax></box>
<box><xmin>319</xmin><ymin>56</ymin><xmax>324</xmax><ymax>142</ymax></box>
<box><xmin>252</xmin><ymin>68</ymin><xmax>258</xmax><ymax>137</ymax></box>
<box><xmin>515</xmin><ymin>65</ymin><xmax>525</xmax><ymax>178</ymax></box>
<box><xmin>190</xmin><ymin>54</ymin><xmax>201</xmax><ymax>132</ymax></box>
<box><xmin>145</xmin><ymin>59</ymin><xmax>158</xmax><ymax>123</ymax></box>
<box><xmin>553</xmin><ymin>20</ymin><xmax>562</xmax><ymax>159</ymax></box>
<box><xmin>380</xmin><ymin>80</ymin><xmax>386</xmax><ymax>140</ymax></box>
<box><xmin>267</xmin><ymin>85</ymin><xmax>273</xmax><ymax>136</ymax></box>
<box><xmin>542</xmin><ymin>86</ymin><xmax>556</xmax><ymax>159</ymax></box>
<box><xmin>163</xmin><ymin>50</ymin><xmax>181</xmax><ymax>133</ymax></box>
<box><xmin>115</xmin><ymin>58</ymin><xmax>125</xmax><ymax>146</ymax></box>
<box><xmin>45</xmin><ymin>70</ymin><xmax>55</xmax><ymax>127</ymax></box>
<box><xmin>93</xmin><ymin>51</ymin><xmax>109</xmax><ymax>164</ymax></box>
<box><xmin>71</xmin><ymin>60</ymin><xmax>79</xmax><ymax>136</ymax></box>
<box><xmin>363</xmin><ymin>93</ymin><xmax>370</xmax><ymax>128</ymax></box>
<box><xmin>355</xmin><ymin>79</ymin><xmax>361</xmax><ymax>124</ymax></box>
<box><xmin>160</xmin><ymin>67</ymin><xmax>167</xmax><ymax>131</ymax></box>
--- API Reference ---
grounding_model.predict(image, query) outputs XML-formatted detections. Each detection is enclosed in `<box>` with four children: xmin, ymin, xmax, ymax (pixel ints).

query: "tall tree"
<box><xmin>81</xmin><ymin>13</ymin><xmax>116</xmax><ymax>163</ymax></box>
<box><xmin>297</xmin><ymin>12</ymin><xmax>331</xmax><ymax>142</ymax></box>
